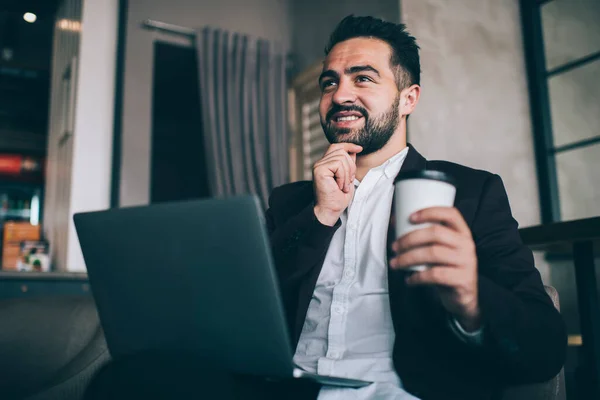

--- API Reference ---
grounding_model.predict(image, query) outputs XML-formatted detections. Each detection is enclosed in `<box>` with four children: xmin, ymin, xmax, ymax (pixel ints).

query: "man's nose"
<box><xmin>332</xmin><ymin>80</ymin><xmax>357</xmax><ymax>105</ymax></box>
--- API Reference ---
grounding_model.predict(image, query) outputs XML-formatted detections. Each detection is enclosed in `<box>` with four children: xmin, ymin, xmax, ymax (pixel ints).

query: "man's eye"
<box><xmin>356</xmin><ymin>76</ymin><xmax>373</xmax><ymax>83</ymax></box>
<box><xmin>321</xmin><ymin>81</ymin><xmax>337</xmax><ymax>90</ymax></box>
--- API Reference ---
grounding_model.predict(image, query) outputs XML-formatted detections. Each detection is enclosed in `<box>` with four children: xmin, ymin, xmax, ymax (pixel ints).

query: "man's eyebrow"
<box><xmin>318</xmin><ymin>69</ymin><xmax>339</xmax><ymax>84</ymax></box>
<box><xmin>345</xmin><ymin>65</ymin><xmax>380</xmax><ymax>77</ymax></box>
<box><xmin>318</xmin><ymin>65</ymin><xmax>380</xmax><ymax>85</ymax></box>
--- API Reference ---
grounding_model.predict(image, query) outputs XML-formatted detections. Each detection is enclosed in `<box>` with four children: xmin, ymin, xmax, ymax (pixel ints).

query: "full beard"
<box><xmin>322</xmin><ymin>96</ymin><xmax>400</xmax><ymax>156</ymax></box>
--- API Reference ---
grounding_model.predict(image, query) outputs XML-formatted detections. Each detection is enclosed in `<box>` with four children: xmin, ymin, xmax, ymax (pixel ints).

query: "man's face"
<box><xmin>319</xmin><ymin>38</ymin><xmax>401</xmax><ymax>156</ymax></box>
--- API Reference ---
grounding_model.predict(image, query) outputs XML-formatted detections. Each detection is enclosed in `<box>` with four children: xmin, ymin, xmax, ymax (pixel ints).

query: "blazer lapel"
<box><xmin>399</xmin><ymin>143</ymin><xmax>427</xmax><ymax>173</ymax></box>
<box><xmin>385</xmin><ymin>143</ymin><xmax>427</xmax><ymax>264</ymax></box>
<box><xmin>386</xmin><ymin>144</ymin><xmax>429</xmax><ymax>330</ymax></box>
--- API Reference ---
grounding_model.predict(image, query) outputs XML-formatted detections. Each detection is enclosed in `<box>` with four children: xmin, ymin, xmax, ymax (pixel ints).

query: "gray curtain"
<box><xmin>195</xmin><ymin>27</ymin><xmax>289</xmax><ymax>208</ymax></box>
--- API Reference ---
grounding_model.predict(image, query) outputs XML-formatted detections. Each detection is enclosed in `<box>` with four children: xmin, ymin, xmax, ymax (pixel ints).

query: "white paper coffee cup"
<box><xmin>394</xmin><ymin>170</ymin><xmax>457</xmax><ymax>272</ymax></box>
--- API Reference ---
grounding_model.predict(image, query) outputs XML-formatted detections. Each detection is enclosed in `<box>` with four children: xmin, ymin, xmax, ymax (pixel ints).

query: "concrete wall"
<box><xmin>290</xmin><ymin>0</ymin><xmax>400</xmax><ymax>74</ymax></box>
<box><xmin>119</xmin><ymin>0</ymin><xmax>293</xmax><ymax>207</ymax></box>
<box><xmin>400</xmin><ymin>0</ymin><xmax>541</xmax><ymax>229</ymax></box>
<box><xmin>44</xmin><ymin>0</ymin><xmax>118</xmax><ymax>271</ymax></box>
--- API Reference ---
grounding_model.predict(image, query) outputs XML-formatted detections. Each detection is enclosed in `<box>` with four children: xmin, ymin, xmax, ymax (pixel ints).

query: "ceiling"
<box><xmin>0</xmin><ymin>0</ymin><xmax>59</xmax><ymax>70</ymax></box>
<box><xmin>1</xmin><ymin>0</ymin><xmax>60</xmax><ymax>17</ymax></box>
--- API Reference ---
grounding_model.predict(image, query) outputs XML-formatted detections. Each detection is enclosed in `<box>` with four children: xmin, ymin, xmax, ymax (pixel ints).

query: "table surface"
<box><xmin>519</xmin><ymin>216</ymin><xmax>600</xmax><ymax>254</ymax></box>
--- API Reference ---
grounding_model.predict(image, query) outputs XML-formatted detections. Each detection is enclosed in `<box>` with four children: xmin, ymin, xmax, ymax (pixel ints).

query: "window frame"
<box><xmin>519</xmin><ymin>0</ymin><xmax>600</xmax><ymax>223</ymax></box>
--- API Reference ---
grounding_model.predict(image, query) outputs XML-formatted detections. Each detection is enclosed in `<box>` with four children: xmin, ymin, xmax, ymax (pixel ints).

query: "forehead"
<box><xmin>323</xmin><ymin>37</ymin><xmax>394</xmax><ymax>74</ymax></box>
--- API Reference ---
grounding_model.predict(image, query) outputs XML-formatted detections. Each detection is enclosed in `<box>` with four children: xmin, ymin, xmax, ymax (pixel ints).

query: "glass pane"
<box><xmin>548</xmin><ymin>59</ymin><xmax>600</xmax><ymax>148</ymax></box>
<box><xmin>542</xmin><ymin>0</ymin><xmax>600</xmax><ymax>71</ymax></box>
<box><xmin>556</xmin><ymin>142</ymin><xmax>600</xmax><ymax>221</ymax></box>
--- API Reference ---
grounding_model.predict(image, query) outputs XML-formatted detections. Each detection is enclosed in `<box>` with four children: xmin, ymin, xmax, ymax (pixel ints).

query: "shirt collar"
<box><xmin>382</xmin><ymin>146</ymin><xmax>409</xmax><ymax>179</ymax></box>
<box><xmin>354</xmin><ymin>146</ymin><xmax>410</xmax><ymax>187</ymax></box>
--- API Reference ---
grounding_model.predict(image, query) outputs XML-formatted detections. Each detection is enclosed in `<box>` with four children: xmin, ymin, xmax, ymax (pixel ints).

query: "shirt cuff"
<box><xmin>449</xmin><ymin>316</ymin><xmax>484</xmax><ymax>346</ymax></box>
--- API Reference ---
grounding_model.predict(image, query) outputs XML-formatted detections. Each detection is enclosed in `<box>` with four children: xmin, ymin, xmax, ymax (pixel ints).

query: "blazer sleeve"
<box><xmin>471</xmin><ymin>174</ymin><xmax>567</xmax><ymax>384</ymax></box>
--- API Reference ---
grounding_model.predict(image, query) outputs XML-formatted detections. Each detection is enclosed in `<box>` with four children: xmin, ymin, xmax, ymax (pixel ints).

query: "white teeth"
<box><xmin>337</xmin><ymin>116</ymin><xmax>359</xmax><ymax>122</ymax></box>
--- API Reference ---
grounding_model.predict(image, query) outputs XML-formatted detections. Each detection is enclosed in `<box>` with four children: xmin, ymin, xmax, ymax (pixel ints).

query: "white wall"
<box><xmin>119</xmin><ymin>0</ymin><xmax>293</xmax><ymax>206</ymax></box>
<box><xmin>44</xmin><ymin>0</ymin><xmax>118</xmax><ymax>271</ymax></box>
<box><xmin>400</xmin><ymin>0</ymin><xmax>541</xmax><ymax>229</ymax></box>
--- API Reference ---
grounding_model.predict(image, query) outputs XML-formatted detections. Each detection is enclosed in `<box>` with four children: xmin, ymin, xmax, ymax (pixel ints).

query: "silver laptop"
<box><xmin>74</xmin><ymin>195</ymin><xmax>370</xmax><ymax>388</ymax></box>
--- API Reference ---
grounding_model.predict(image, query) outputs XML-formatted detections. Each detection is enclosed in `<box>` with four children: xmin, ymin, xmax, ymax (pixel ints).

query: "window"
<box><xmin>520</xmin><ymin>0</ymin><xmax>600</xmax><ymax>222</ymax></box>
<box><xmin>289</xmin><ymin>62</ymin><xmax>329</xmax><ymax>182</ymax></box>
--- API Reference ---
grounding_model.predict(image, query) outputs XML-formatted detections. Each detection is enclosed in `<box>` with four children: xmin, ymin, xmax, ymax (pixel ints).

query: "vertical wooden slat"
<box><xmin>291</xmin><ymin>62</ymin><xmax>327</xmax><ymax>182</ymax></box>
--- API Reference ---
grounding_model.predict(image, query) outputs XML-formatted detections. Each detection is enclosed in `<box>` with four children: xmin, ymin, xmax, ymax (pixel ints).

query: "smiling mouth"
<box><xmin>335</xmin><ymin>115</ymin><xmax>362</xmax><ymax>122</ymax></box>
<box><xmin>330</xmin><ymin>113</ymin><xmax>365</xmax><ymax>124</ymax></box>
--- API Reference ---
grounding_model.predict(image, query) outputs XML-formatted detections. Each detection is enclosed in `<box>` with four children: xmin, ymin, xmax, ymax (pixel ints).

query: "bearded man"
<box><xmin>264</xmin><ymin>15</ymin><xmax>566</xmax><ymax>400</ymax></box>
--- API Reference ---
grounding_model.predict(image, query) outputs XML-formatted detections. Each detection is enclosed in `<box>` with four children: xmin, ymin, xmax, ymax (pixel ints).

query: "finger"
<box><xmin>324</xmin><ymin>143</ymin><xmax>363</xmax><ymax>157</ymax></box>
<box><xmin>320</xmin><ymin>151</ymin><xmax>356</xmax><ymax>182</ymax></box>
<box><xmin>343</xmin><ymin>151</ymin><xmax>357</xmax><ymax>183</ymax></box>
<box><xmin>321</xmin><ymin>150</ymin><xmax>357</xmax><ymax>179</ymax></box>
<box><xmin>331</xmin><ymin>159</ymin><xmax>349</xmax><ymax>192</ymax></box>
<box><xmin>315</xmin><ymin>154</ymin><xmax>351</xmax><ymax>188</ymax></box>
<box><xmin>313</xmin><ymin>159</ymin><xmax>341</xmax><ymax>191</ymax></box>
<box><xmin>389</xmin><ymin>245</ymin><xmax>458</xmax><ymax>270</ymax></box>
<box><xmin>392</xmin><ymin>224</ymin><xmax>462</xmax><ymax>253</ymax></box>
<box><xmin>326</xmin><ymin>156</ymin><xmax>351</xmax><ymax>192</ymax></box>
<box><xmin>320</xmin><ymin>148</ymin><xmax>351</xmax><ymax>161</ymax></box>
<box><xmin>349</xmin><ymin>152</ymin><xmax>357</xmax><ymax>167</ymax></box>
<box><xmin>411</xmin><ymin>207</ymin><xmax>470</xmax><ymax>235</ymax></box>
<box><xmin>405</xmin><ymin>266</ymin><xmax>461</xmax><ymax>287</ymax></box>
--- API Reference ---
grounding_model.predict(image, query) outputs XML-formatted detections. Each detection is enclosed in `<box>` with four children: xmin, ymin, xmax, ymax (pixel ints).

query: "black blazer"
<box><xmin>265</xmin><ymin>145</ymin><xmax>567</xmax><ymax>400</ymax></box>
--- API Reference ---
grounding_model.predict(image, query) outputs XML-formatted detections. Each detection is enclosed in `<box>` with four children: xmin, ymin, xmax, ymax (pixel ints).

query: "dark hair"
<box><xmin>325</xmin><ymin>15</ymin><xmax>420</xmax><ymax>89</ymax></box>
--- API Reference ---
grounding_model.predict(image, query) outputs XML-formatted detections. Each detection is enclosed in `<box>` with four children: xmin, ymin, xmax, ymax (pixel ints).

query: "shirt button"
<box><xmin>334</xmin><ymin>306</ymin><xmax>343</xmax><ymax>314</ymax></box>
<box><xmin>329</xmin><ymin>351</ymin><xmax>340</xmax><ymax>358</ymax></box>
<box><xmin>344</xmin><ymin>269</ymin><xmax>355</xmax><ymax>278</ymax></box>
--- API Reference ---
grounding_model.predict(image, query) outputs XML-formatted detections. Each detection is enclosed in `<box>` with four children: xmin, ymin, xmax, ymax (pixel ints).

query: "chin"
<box><xmin>335</xmin><ymin>136</ymin><xmax>362</xmax><ymax>146</ymax></box>
<box><xmin>332</xmin><ymin>129</ymin><xmax>359</xmax><ymax>141</ymax></box>
<box><xmin>324</xmin><ymin>124</ymin><xmax>364</xmax><ymax>147</ymax></box>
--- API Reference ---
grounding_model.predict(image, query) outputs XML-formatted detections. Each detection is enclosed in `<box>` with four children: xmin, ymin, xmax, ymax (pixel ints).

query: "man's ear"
<box><xmin>400</xmin><ymin>84</ymin><xmax>421</xmax><ymax>117</ymax></box>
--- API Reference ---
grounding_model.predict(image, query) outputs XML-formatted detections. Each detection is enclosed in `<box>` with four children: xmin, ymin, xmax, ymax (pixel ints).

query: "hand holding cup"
<box><xmin>388</xmin><ymin>170</ymin><xmax>481</xmax><ymax>331</ymax></box>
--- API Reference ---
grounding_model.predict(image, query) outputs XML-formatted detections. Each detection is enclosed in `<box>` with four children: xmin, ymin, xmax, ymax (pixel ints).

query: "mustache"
<box><xmin>326</xmin><ymin>104</ymin><xmax>368</xmax><ymax>122</ymax></box>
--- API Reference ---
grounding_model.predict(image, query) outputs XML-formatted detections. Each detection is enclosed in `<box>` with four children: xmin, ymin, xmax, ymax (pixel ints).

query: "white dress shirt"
<box><xmin>293</xmin><ymin>147</ymin><xmax>481</xmax><ymax>399</ymax></box>
<box><xmin>294</xmin><ymin>148</ymin><xmax>419</xmax><ymax>399</ymax></box>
